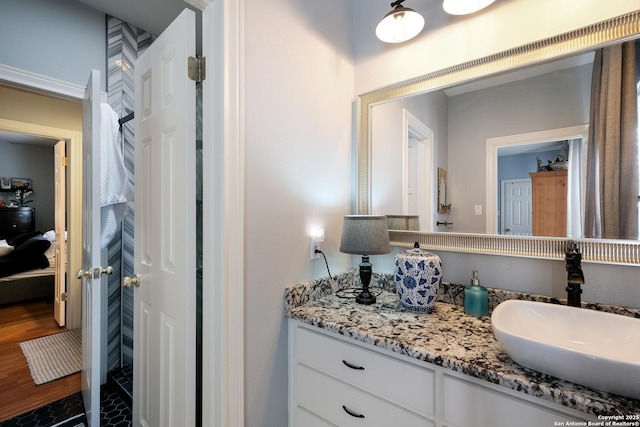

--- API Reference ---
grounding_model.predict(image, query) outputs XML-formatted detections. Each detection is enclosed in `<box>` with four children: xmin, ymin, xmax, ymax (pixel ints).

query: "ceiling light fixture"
<box><xmin>376</xmin><ymin>0</ymin><xmax>425</xmax><ymax>44</ymax></box>
<box><xmin>442</xmin><ymin>0</ymin><xmax>496</xmax><ymax>15</ymax></box>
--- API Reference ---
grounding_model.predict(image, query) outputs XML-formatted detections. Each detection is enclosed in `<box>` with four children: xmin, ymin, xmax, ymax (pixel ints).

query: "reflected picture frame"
<box><xmin>0</xmin><ymin>177</ymin><xmax>10</xmax><ymax>190</ymax></box>
<box><xmin>438</xmin><ymin>168</ymin><xmax>447</xmax><ymax>214</ymax></box>
<box><xmin>11</xmin><ymin>177</ymin><xmax>32</xmax><ymax>189</ymax></box>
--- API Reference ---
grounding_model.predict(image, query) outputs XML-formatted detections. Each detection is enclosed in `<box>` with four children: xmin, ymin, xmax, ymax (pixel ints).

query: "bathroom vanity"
<box><xmin>285</xmin><ymin>275</ymin><xmax>640</xmax><ymax>427</ymax></box>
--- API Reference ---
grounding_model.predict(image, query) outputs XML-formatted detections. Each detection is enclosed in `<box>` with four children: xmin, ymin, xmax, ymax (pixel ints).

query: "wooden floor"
<box><xmin>0</xmin><ymin>298</ymin><xmax>81</xmax><ymax>422</ymax></box>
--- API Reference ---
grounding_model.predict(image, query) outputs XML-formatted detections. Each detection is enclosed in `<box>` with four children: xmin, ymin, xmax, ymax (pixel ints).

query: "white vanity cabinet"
<box><xmin>289</xmin><ymin>321</ymin><xmax>436</xmax><ymax>426</ymax></box>
<box><xmin>289</xmin><ymin>320</ymin><xmax>597</xmax><ymax>427</ymax></box>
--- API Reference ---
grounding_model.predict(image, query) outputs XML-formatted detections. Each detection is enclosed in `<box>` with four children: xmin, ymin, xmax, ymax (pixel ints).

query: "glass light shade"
<box><xmin>442</xmin><ymin>0</ymin><xmax>496</xmax><ymax>15</ymax></box>
<box><xmin>386</xmin><ymin>215</ymin><xmax>420</xmax><ymax>231</ymax></box>
<box><xmin>340</xmin><ymin>215</ymin><xmax>391</xmax><ymax>255</ymax></box>
<box><xmin>376</xmin><ymin>7</ymin><xmax>425</xmax><ymax>44</ymax></box>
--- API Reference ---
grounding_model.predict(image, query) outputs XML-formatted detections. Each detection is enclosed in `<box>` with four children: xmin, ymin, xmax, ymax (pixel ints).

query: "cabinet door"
<box><xmin>530</xmin><ymin>171</ymin><xmax>567</xmax><ymax>237</ymax></box>
<box><xmin>442</xmin><ymin>375</ymin><xmax>588</xmax><ymax>427</ymax></box>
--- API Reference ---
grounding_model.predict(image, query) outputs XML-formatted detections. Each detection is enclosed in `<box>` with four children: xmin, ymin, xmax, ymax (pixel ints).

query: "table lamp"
<box><xmin>339</xmin><ymin>215</ymin><xmax>391</xmax><ymax>305</ymax></box>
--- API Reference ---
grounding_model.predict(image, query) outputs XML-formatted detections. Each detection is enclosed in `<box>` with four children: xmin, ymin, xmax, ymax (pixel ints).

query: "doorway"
<box><xmin>486</xmin><ymin>125</ymin><xmax>589</xmax><ymax>235</ymax></box>
<box><xmin>402</xmin><ymin>109</ymin><xmax>435</xmax><ymax>231</ymax></box>
<box><xmin>0</xmin><ymin>117</ymin><xmax>82</xmax><ymax>422</ymax></box>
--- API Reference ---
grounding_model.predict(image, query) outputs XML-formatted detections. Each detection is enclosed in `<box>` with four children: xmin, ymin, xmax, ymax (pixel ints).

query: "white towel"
<box><xmin>100</xmin><ymin>103</ymin><xmax>134</xmax><ymax>249</ymax></box>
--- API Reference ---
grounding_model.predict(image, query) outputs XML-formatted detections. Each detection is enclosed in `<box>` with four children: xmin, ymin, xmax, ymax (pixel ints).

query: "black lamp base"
<box><xmin>356</xmin><ymin>255</ymin><xmax>376</xmax><ymax>305</ymax></box>
<box><xmin>355</xmin><ymin>290</ymin><xmax>377</xmax><ymax>305</ymax></box>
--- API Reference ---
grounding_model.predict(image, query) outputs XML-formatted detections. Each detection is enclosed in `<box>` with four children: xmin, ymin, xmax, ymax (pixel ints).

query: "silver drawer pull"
<box><xmin>342</xmin><ymin>405</ymin><xmax>365</xmax><ymax>418</ymax></box>
<box><xmin>342</xmin><ymin>360</ymin><xmax>365</xmax><ymax>370</ymax></box>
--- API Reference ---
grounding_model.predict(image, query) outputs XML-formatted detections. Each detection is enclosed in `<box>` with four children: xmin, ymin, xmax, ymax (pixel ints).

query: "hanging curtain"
<box><xmin>584</xmin><ymin>41</ymin><xmax>639</xmax><ymax>240</ymax></box>
<box><xmin>566</xmin><ymin>138</ymin><xmax>584</xmax><ymax>238</ymax></box>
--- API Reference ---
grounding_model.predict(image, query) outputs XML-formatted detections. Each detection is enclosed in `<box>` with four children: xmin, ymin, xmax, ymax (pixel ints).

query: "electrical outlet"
<box><xmin>474</xmin><ymin>205</ymin><xmax>483</xmax><ymax>216</ymax></box>
<box><xmin>310</xmin><ymin>229</ymin><xmax>324</xmax><ymax>260</ymax></box>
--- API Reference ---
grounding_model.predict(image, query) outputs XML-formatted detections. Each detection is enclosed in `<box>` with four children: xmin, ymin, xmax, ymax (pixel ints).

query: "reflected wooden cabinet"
<box><xmin>529</xmin><ymin>171</ymin><xmax>567</xmax><ymax>237</ymax></box>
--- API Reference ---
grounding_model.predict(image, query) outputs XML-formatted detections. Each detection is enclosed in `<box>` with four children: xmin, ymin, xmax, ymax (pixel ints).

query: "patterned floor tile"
<box><xmin>0</xmin><ymin>376</ymin><xmax>132</xmax><ymax>427</ymax></box>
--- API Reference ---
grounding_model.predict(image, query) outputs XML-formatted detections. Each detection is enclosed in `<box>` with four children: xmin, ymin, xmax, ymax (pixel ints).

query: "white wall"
<box><xmin>0</xmin><ymin>0</ymin><xmax>106</xmax><ymax>89</ymax></box>
<box><xmin>353</xmin><ymin>0</ymin><xmax>640</xmax><ymax>310</ymax></box>
<box><xmin>243</xmin><ymin>0</ymin><xmax>354</xmax><ymax>425</ymax></box>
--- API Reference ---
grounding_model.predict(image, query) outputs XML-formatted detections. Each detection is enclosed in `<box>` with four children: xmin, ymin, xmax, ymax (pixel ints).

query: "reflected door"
<box><xmin>501</xmin><ymin>179</ymin><xmax>532</xmax><ymax>235</ymax></box>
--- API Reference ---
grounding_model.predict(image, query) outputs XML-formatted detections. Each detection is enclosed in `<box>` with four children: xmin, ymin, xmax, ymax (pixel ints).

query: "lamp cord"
<box><xmin>316</xmin><ymin>249</ymin><xmax>385</xmax><ymax>299</ymax></box>
<box><xmin>316</xmin><ymin>250</ymin><xmax>339</xmax><ymax>292</ymax></box>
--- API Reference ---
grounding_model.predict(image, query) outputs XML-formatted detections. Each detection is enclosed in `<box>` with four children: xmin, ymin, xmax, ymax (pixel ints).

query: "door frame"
<box><xmin>485</xmin><ymin>124</ymin><xmax>589</xmax><ymax>234</ymax></box>
<box><xmin>196</xmin><ymin>0</ymin><xmax>245</xmax><ymax>425</ymax></box>
<box><xmin>401</xmin><ymin>109</ymin><xmax>434</xmax><ymax>231</ymax></box>
<box><xmin>0</xmin><ymin>117</ymin><xmax>83</xmax><ymax>330</ymax></box>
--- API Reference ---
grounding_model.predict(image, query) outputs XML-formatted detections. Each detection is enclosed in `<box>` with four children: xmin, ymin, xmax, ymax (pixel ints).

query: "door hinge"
<box><xmin>188</xmin><ymin>56</ymin><xmax>206</xmax><ymax>82</ymax></box>
<box><xmin>61</xmin><ymin>156</ymin><xmax>67</xmax><ymax>167</ymax></box>
<box><xmin>61</xmin><ymin>292</ymin><xmax>67</xmax><ymax>302</ymax></box>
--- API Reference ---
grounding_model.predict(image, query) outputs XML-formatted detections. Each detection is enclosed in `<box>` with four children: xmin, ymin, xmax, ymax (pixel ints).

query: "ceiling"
<box><xmin>74</xmin><ymin>0</ymin><xmax>193</xmax><ymax>36</ymax></box>
<box><xmin>0</xmin><ymin>130</ymin><xmax>59</xmax><ymax>147</ymax></box>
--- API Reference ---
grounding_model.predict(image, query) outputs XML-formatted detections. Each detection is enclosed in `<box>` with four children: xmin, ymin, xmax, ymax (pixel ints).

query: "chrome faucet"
<box><xmin>565</xmin><ymin>241</ymin><xmax>584</xmax><ymax>307</ymax></box>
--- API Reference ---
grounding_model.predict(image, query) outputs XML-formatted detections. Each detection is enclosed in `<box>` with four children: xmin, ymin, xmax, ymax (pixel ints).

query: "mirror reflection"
<box><xmin>371</xmin><ymin>40</ymin><xmax>639</xmax><ymax>240</ymax></box>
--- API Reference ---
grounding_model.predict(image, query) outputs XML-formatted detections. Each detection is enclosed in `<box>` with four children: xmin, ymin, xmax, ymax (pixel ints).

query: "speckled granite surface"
<box><xmin>285</xmin><ymin>274</ymin><xmax>640</xmax><ymax>417</ymax></box>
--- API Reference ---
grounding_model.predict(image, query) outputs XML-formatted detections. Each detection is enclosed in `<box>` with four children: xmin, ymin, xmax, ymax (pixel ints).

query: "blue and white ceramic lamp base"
<box><xmin>394</xmin><ymin>248</ymin><xmax>443</xmax><ymax>313</ymax></box>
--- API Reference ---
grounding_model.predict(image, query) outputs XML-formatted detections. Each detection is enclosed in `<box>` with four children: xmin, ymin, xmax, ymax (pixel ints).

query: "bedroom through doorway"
<box><xmin>0</xmin><ymin>113</ymin><xmax>82</xmax><ymax>421</ymax></box>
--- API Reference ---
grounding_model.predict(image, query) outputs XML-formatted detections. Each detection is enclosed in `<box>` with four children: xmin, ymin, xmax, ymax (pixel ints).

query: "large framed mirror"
<box><xmin>357</xmin><ymin>11</ymin><xmax>640</xmax><ymax>264</ymax></box>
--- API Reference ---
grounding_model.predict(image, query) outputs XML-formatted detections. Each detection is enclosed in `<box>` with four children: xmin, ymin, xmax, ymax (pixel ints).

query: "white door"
<box><xmin>54</xmin><ymin>140</ymin><xmax>67</xmax><ymax>327</ymax></box>
<box><xmin>501</xmin><ymin>179</ymin><xmax>532</xmax><ymax>235</ymax></box>
<box><xmin>80</xmin><ymin>69</ymin><xmax>104</xmax><ymax>427</ymax></box>
<box><xmin>132</xmin><ymin>9</ymin><xmax>196</xmax><ymax>427</ymax></box>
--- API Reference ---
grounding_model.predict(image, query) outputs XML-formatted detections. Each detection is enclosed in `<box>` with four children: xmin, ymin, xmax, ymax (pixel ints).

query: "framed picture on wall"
<box><xmin>11</xmin><ymin>178</ymin><xmax>32</xmax><ymax>189</ymax></box>
<box><xmin>0</xmin><ymin>177</ymin><xmax>10</xmax><ymax>189</ymax></box>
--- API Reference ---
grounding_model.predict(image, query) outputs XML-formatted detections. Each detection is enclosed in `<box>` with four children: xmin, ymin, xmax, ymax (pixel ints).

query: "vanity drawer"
<box><xmin>293</xmin><ymin>324</ymin><xmax>435</xmax><ymax>417</ymax></box>
<box><xmin>293</xmin><ymin>407</ymin><xmax>336</xmax><ymax>427</ymax></box>
<box><xmin>295</xmin><ymin>364</ymin><xmax>434</xmax><ymax>427</ymax></box>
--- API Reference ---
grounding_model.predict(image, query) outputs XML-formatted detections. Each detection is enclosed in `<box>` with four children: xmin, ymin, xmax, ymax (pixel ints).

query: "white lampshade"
<box><xmin>442</xmin><ymin>0</ymin><xmax>495</xmax><ymax>15</ymax></box>
<box><xmin>376</xmin><ymin>5</ymin><xmax>425</xmax><ymax>44</ymax></box>
<box><xmin>340</xmin><ymin>215</ymin><xmax>391</xmax><ymax>255</ymax></box>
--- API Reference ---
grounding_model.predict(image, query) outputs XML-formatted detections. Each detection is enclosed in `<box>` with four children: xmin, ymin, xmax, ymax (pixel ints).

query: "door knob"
<box><xmin>76</xmin><ymin>269</ymin><xmax>91</xmax><ymax>279</ymax></box>
<box><xmin>123</xmin><ymin>274</ymin><xmax>141</xmax><ymax>288</ymax></box>
<box><xmin>100</xmin><ymin>266</ymin><xmax>114</xmax><ymax>276</ymax></box>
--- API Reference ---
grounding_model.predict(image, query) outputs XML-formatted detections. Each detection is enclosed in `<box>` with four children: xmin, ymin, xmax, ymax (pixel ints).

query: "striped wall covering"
<box><xmin>106</xmin><ymin>16</ymin><xmax>155</xmax><ymax>371</ymax></box>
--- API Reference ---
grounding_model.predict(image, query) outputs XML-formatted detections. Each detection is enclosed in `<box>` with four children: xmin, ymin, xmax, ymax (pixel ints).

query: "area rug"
<box><xmin>19</xmin><ymin>329</ymin><xmax>82</xmax><ymax>385</ymax></box>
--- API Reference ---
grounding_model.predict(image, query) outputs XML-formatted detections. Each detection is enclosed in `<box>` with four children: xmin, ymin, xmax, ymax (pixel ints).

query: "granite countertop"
<box><xmin>285</xmin><ymin>273</ymin><xmax>640</xmax><ymax>417</ymax></box>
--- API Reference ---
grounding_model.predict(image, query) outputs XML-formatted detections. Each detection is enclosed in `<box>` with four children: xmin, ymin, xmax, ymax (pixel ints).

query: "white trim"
<box><xmin>200</xmin><ymin>0</ymin><xmax>245</xmax><ymax>426</ymax></box>
<box><xmin>485</xmin><ymin>125</ymin><xmax>589</xmax><ymax>234</ymax></box>
<box><xmin>0</xmin><ymin>63</ymin><xmax>84</xmax><ymax>100</ymax></box>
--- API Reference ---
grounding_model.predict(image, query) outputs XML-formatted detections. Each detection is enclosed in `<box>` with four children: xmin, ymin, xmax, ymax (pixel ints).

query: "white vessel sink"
<box><xmin>491</xmin><ymin>300</ymin><xmax>640</xmax><ymax>400</ymax></box>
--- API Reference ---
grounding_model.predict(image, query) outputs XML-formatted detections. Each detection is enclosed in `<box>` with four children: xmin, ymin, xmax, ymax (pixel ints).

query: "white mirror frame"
<box><xmin>357</xmin><ymin>11</ymin><xmax>640</xmax><ymax>265</ymax></box>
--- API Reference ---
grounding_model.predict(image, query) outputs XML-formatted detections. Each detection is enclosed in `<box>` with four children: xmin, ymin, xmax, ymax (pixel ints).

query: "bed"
<box><xmin>0</xmin><ymin>231</ymin><xmax>59</xmax><ymax>306</ymax></box>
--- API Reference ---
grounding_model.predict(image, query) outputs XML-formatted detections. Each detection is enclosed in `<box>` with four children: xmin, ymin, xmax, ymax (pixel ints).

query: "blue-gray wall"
<box><xmin>0</xmin><ymin>140</ymin><xmax>55</xmax><ymax>232</ymax></box>
<box><xmin>0</xmin><ymin>0</ymin><xmax>107</xmax><ymax>89</ymax></box>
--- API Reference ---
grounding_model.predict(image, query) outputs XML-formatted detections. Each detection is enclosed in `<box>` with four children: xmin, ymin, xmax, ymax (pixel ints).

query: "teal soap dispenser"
<box><xmin>464</xmin><ymin>270</ymin><xmax>488</xmax><ymax>317</ymax></box>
